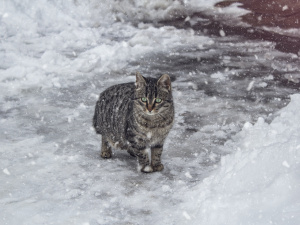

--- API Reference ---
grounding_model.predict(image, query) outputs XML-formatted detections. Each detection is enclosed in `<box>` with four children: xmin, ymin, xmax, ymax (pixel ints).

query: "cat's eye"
<box><xmin>141</xmin><ymin>97</ymin><xmax>147</xmax><ymax>102</ymax></box>
<box><xmin>155</xmin><ymin>98</ymin><xmax>162</xmax><ymax>103</ymax></box>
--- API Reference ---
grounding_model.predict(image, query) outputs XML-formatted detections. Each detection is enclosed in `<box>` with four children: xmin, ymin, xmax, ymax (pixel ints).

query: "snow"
<box><xmin>179</xmin><ymin>95</ymin><xmax>300</xmax><ymax>224</ymax></box>
<box><xmin>182</xmin><ymin>211</ymin><xmax>192</xmax><ymax>220</ymax></box>
<box><xmin>284</xmin><ymin>74</ymin><xmax>300</xmax><ymax>83</ymax></box>
<box><xmin>184</xmin><ymin>171</ymin><xmax>193</xmax><ymax>179</ymax></box>
<box><xmin>3</xmin><ymin>168</ymin><xmax>11</xmax><ymax>176</ymax></box>
<box><xmin>1</xmin><ymin>0</ymin><xmax>300</xmax><ymax>225</ymax></box>
<box><xmin>211</xmin><ymin>71</ymin><xmax>226</xmax><ymax>82</ymax></box>
<box><xmin>282</xmin><ymin>5</ymin><xmax>289</xmax><ymax>11</ymax></box>
<box><xmin>247</xmin><ymin>80</ymin><xmax>255</xmax><ymax>91</ymax></box>
<box><xmin>219</xmin><ymin>29</ymin><xmax>226</xmax><ymax>37</ymax></box>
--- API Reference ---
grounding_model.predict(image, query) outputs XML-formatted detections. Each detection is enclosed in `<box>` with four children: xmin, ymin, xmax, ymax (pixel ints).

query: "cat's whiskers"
<box><xmin>157</xmin><ymin>112</ymin><xmax>167</xmax><ymax>120</ymax></box>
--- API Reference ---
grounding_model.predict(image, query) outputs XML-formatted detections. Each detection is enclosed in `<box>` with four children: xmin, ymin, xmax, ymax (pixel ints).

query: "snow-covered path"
<box><xmin>1</xmin><ymin>1</ymin><xmax>300</xmax><ymax>224</ymax></box>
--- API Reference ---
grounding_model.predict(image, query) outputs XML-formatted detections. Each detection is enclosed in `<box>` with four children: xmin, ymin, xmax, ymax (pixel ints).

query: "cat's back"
<box><xmin>99</xmin><ymin>82</ymin><xmax>134</xmax><ymax>104</ymax></box>
<box><xmin>93</xmin><ymin>82</ymin><xmax>134</xmax><ymax>136</ymax></box>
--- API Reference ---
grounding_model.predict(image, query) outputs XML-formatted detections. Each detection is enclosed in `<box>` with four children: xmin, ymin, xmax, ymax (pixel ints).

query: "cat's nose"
<box><xmin>147</xmin><ymin>105</ymin><xmax>153</xmax><ymax>112</ymax></box>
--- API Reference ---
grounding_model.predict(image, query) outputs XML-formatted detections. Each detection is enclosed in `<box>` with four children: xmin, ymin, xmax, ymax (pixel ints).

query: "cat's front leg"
<box><xmin>132</xmin><ymin>148</ymin><xmax>153</xmax><ymax>173</ymax></box>
<box><xmin>151</xmin><ymin>145</ymin><xmax>164</xmax><ymax>172</ymax></box>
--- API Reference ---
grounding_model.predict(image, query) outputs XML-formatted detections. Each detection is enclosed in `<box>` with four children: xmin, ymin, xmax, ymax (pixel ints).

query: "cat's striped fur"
<box><xmin>93</xmin><ymin>73</ymin><xmax>174</xmax><ymax>173</ymax></box>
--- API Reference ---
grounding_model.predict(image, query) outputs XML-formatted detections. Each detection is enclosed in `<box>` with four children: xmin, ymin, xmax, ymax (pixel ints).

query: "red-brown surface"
<box><xmin>216</xmin><ymin>0</ymin><xmax>300</xmax><ymax>28</ymax></box>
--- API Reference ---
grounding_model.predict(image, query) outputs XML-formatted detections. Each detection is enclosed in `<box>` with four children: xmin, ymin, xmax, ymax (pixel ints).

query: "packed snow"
<box><xmin>1</xmin><ymin>1</ymin><xmax>300</xmax><ymax>225</ymax></box>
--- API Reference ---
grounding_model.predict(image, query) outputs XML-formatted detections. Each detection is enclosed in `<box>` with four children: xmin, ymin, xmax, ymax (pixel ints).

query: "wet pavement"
<box><xmin>216</xmin><ymin>0</ymin><xmax>300</xmax><ymax>29</ymax></box>
<box><xmin>161</xmin><ymin>11</ymin><xmax>300</xmax><ymax>55</ymax></box>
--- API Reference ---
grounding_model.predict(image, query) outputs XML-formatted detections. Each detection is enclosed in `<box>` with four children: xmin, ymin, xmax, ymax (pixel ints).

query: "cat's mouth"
<box><xmin>145</xmin><ymin>111</ymin><xmax>156</xmax><ymax>116</ymax></box>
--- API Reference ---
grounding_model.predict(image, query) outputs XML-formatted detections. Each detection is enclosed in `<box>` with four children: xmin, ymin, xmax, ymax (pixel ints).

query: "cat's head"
<box><xmin>134</xmin><ymin>73</ymin><xmax>173</xmax><ymax>116</ymax></box>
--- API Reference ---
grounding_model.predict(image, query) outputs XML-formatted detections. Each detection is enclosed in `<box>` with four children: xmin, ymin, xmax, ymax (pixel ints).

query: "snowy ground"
<box><xmin>1</xmin><ymin>1</ymin><xmax>300</xmax><ymax>225</ymax></box>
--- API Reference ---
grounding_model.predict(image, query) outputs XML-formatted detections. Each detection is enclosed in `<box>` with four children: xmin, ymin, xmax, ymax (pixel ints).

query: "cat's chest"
<box><xmin>135</xmin><ymin>122</ymin><xmax>172</xmax><ymax>146</ymax></box>
<box><xmin>145</xmin><ymin>130</ymin><xmax>159</xmax><ymax>143</ymax></box>
<box><xmin>143</xmin><ymin>128</ymin><xmax>162</xmax><ymax>147</ymax></box>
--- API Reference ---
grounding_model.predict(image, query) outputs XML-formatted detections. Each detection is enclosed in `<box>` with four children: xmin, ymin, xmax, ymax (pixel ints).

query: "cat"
<box><xmin>93</xmin><ymin>73</ymin><xmax>174</xmax><ymax>173</ymax></box>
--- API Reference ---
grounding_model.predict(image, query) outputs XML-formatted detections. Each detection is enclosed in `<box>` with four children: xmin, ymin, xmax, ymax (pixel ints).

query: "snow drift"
<box><xmin>179</xmin><ymin>94</ymin><xmax>300</xmax><ymax>225</ymax></box>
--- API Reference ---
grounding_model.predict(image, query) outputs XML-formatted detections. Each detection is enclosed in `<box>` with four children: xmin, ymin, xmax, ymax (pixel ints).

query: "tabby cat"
<box><xmin>93</xmin><ymin>73</ymin><xmax>174</xmax><ymax>173</ymax></box>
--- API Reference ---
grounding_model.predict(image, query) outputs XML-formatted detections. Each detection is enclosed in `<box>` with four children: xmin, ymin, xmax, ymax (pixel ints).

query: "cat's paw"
<box><xmin>101</xmin><ymin>151</ymin><xmax>112</xmax><ymax>159</ymax></box>
<box><xmin>152</xmin><ymin>164</ymin><xmax>164</xmax><ymax>172</ymax></box>
<box><xmin>141</xmin><ymin>165</ymin><xmax>153</xmax><ymax>173</ymax></box>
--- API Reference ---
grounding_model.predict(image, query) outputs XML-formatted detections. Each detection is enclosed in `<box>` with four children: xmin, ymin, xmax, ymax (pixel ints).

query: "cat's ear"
<box><xmin>135</xmin><ymin>72</ymin><xmax>146</xmax><ymax>89</ymax></box>
<box><xmin>157</xmin><ymin>74</ymin><xmax>171</xmax><ymax>91</ymax></box>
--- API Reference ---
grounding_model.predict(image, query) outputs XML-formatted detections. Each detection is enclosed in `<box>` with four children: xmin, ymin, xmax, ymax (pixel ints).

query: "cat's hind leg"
<box><xmin>101</xmin><ymin>136</ymin><xmax>112</xmax><ymax>158</ymax></box>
